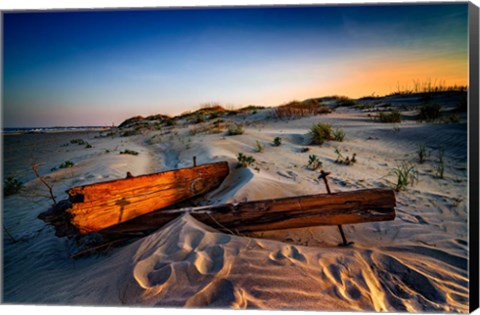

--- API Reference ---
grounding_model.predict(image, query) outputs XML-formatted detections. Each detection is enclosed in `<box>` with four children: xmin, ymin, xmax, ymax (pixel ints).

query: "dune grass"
<box><xmin>272</xmin><ymin>137</ymin><xmax>282</xmax><ymax>147</ymax></box>
<box><xmin>3</xmin><ymin>177</ymin><xmax>23</xmax><ymax>196</ymax></box>
<box><xmin>309</xmin><ymin>123</ymin><xmax>334</xmax><ymax>145</ymax></box>
<box><xmin>227</xmin><ymin>124</ymin><xmax>244</xmax><ymax>136</ymax></box>
<box><xmin>120</xmin><ymin>149</ymin><xmax>139</xmax><ymax>156</ymax></box>
<box><xmin>274</xmin><ymin>100</ymin><xmax>331</xmax><ymax>120</ymax></box>
<box><xmin>236</xmin><ymin>153</ymin><xmax>255</xmax><ymax>168</ymax></box>
<box><xmin>378</xmin><ymin>109</ymin><xmax>402</xmax><ymax>123</ymax></box>
<box><xmin>418</xmin><ymin>103</ymin><xmax>442</xmax><ymax>122</ymax></box>
<box><xmin>254</xmin><ymin>141</ymin><xmax>265</xmax><ymax>153</ymax></box>
<box><xmin>307</xmin><ymin>154</ymin><xmax>322</xmax><ymax>170</ymax></box>
<box><xmin>387</xmin><ymin>79</ymin><xmax>467</xmax><ymax>96</ymax></box>
<box><xmin>391</xmin><ymin>162</ymin><xmax>418</xmax><ymax>191</ymax></box>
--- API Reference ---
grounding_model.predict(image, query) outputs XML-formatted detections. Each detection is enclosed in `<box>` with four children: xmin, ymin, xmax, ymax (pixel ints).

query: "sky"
<box><xmin>2</xmin><ymin>3</ymin><xmax>469</xmax><ymax>127</ymax></box>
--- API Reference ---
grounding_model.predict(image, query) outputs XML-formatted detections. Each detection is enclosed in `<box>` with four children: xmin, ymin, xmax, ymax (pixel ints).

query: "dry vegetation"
<box><xmin>274</xmin><ymin>100</ymin><xmax>331</xmax><ymax>120</ymax></box>
<box><xmin>387</xmin><ymin>79</ymin><xmax>467</xmax><ymax>96</ymax></box>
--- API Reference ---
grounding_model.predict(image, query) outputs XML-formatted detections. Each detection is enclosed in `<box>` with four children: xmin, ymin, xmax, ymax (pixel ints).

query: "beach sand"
<box><xmin>2</xmin><ymin>99</ymin><xmax>469</xmax><ymax>312</ymax></box>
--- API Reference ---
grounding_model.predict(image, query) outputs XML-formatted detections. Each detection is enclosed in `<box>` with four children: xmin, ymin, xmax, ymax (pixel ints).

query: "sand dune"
<box><xmin>2</xmin><ymin>102</ymin><xmax>469</xmax><ymax>312</ymax></box>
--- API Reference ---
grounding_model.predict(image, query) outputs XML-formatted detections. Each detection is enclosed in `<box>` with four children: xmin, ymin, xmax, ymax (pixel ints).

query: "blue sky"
<box><xmin>3</xmin><ymin>3</ymin><xmax>468</xmax><ymax>127</ymax></box>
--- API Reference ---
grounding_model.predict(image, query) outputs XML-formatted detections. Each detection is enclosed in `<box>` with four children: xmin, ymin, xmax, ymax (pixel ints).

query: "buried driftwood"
<box><xmin>70</xmin><ymin>188</ymin><xmax>396</xmax><ymax>258</ymax></box>
<box><xmin>39</xmin><ymin>161</ymin><xmax>230</xmax><ymax>235</ymax></box>
<box><xmin>100</xmin><ymin>188</ymin><xmax>396</xmax><ymax>239</ymax></box>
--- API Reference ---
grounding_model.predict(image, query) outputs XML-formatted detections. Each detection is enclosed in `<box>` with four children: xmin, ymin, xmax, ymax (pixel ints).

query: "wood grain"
<box><xmin>67</xmin><ymin>161</ymin><xmax>230</xmax><ymax>233</ymax></box>
<box><xmin>101</xmin><ymin>188</ymin><xmax>396</xmax><ymax>237</ymax></box>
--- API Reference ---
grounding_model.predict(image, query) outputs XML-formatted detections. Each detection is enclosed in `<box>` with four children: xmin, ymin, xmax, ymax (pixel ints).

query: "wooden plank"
<box><xmin>66</xmin><ymin>161</ymin><xmax>229</xmax><ymax>234</ymax></box>
<box><xmin>100</xmin><ymin>188</ymin><xmax>396</xmax><ymax>237</ymax></box>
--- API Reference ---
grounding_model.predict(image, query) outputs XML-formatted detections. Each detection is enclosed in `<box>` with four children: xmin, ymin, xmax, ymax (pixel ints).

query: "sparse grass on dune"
<box><xmin>333</xmin><ymin>96</ymin><xmax>356</xmax><ymax>107</ymax></box>
<box><xmin>391</xmin><ymin>162</ymin><xmax>419</xmax><ymax>191</ymax></box>
<box><xmin>377</xmin><ymin>109</ymin><xmax>402</xmax><ymax>123</ymax></box>
<box><xmin>418</xmin><ymin>103</ymin><xmax>442</xmax><ymax>122</ymax></box>
<box><xmin>417</xmin><ymin>144</ymin><xmax>428</xmax><ymax>164</ymax></box>
<box><xmin>274</xmin><ymin>100</ymin><xmax>331</xmax><ymax>120</ymax></box>
<box><xmin>387</xmin><ymin>79</ymin><xmax>467</xmax><ymax>96</ymax></box>
<box><xmin>190</xmin><ymin>119</ymin><xmax>226</xmax><ymax>135</ymax></box>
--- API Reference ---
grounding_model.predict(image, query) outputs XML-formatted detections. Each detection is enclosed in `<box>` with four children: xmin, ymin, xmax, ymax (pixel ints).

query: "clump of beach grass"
<box><xmin>333</xmin><ymin>128</ymin><xmax>345</xmax><ymax>142</ymax></box>
<box><xmin>434</xmin><ymin>147</ymin><xmax>445</xmax><ymax>178</ymax></box>
<box><xmin>120</xmin><ymin>149</ymin><xmax>139</xmax><ymax>156</ymax></box>
<box><xmin>417</xmin><ymin>144</ymin><xmax>428</xmax><ymax>164</ymax></box>
<box><xmin>308</xmin><ymin>122</ymin><xmax>333</xmax><ymax>145</ymax></box>
<box><xmin>59</xmin><ymin>160</ymin><xmax>75</xmax><ymax>169</ymax></box>
<box><xmin>254</xmin><ymin>141</ymin><xmax>264</xmax><ymax>153</ymax></box>
<box><xmin>418</xmin><ymin>103</ymin><xmax>442</xmax><ymax>122</ymax></box>
<box><xmin>307</xmin><ymin>154</ymin><xmax>322</xmax><ymax>171</ymax></box>
<box><xmin>378</xmin><ymin>109</ymin><xmax>401</xmax><ymax>123</ymax></box>
<box><xmin>334</xmin><ymin>148</ymin><xmax>357</xmax><ymax>165</ymax></box>
<box><xmin>227</xmin><ymin>123</ymin><xmax>244</xmax><ymax>136</ymax></box>
<box><xmin>3</xmin><ymin>176</ymin><xmax>23</xmax><ymax>196</ymax></box>
<box><xmin>274</xmin><ymin>100</ymin><xmax>331</xmax><ymax>120</ymax></box>
<box><xmin>391</xmin><ymin>162</ymin><xmax>419</xmax><ymax>191</ymax></box>
<box><xmin>334</xmin><ymin>96</ymin><xmax>356</xmax><ymax>107</ymax></box>
<box><xmin>236</xmin><ymin>153</ymin><xmax>255</xmax><ymax>168</ymax></box>
<box><xmin>272</xmin><ymin>137</ymin><xmax>282</xmax><ymax>147</ymax></box>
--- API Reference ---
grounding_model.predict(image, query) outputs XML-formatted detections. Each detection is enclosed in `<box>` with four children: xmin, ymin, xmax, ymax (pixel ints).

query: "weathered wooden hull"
<box><xmin>66</xmin><ymin>161</ymin><xmax>230</xmax><ymax>234</ymax></box>
<box><xmin>101</xmin><ymin>188</ymin><xmax>396</xmax><ymax>237</ymax></box>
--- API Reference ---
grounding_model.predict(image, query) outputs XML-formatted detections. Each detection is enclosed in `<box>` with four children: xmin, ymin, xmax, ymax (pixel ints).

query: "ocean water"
<box><xmin>2</xmin><ymin>126</ymin><xmax>110</xmax><ymax>134</ymax></box>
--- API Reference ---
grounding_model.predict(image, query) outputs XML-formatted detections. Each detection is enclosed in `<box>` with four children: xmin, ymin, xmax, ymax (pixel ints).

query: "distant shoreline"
<box><xmin>2</xmin><ymin>126</ymin><xmax>111</xmax><ymax>136</ymax></box>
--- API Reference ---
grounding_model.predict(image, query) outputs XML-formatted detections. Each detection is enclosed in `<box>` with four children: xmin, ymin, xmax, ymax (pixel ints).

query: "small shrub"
<box><xmin>120</xmin><ymin>149</ymin><xmax>139</xmax><ymax>156</ymax></box>
<box><xmin>418</xmin><ymin>103</ymin><xmax>442</xmax><ymax>122</ymax></box>
<box><xmin>354</xmin><ymin>103</ymin><xmax>375</xmax><ymax>110</ymax></box>
<box><xmin>3</xmin><ymin>176</ymin><xmax>23</xmax><ymax>196</ymax></box>
<box><xmin>59</xmin><ymin>160</ymin><xmax>75</xmax><ymax>169</ymax></box>
<box><xmin>70</xmin><ymin>139</ymin><xmax>86</xmax><ymax>145</ymax></box>
<box><xmin>189</xmin><ymin>113</ymin><xmax>206</xmax><ymax>124</ymax></box>
<box><xmin>121</xmin><ymin>130</ymin><xmax>139</xmax><ymax>137</ymax></box>
<box><xmin>391</xmin><ymin>162</ymin><xmax>418</xmax><ymax>191</ymax></box>
<box><xmin>85</xmin><ymin>143</ymin><xmax>92</xmax><ymax>149</ymax></box>
<box><xmin>227</xmin><ymin>124</ymin><xmax>244</xmax><ymax>136</ymax></box>
<box><xmin>307</xmin><ymin>155</ymin><xmax>322</xmax><ymax>170</ymax></box>
<box><xmin>165</xmin><ymin>119</ymin><xmax>176</xmax><ymax>126</ymax></box>
<box><xmin>447</xmin><ymin>113</ymin><xmax>460</xmax><ymax>123</ymax></box>
<box><xmin>309</xmin><ymin>123</ymin><xmax>333</xmax><ymax>145</ymax></box>
<box><xmin>272</xmin><ymin>137</ymin><xmax>282</xmax><ymax>147</ymax></box>
<box><xmin>335</xmin><ymin>96</ymin><xmax>356</xmax><ymax>107</ymax></box>
<box><xmin>254</xmin><ymin>141</ymin><xmax>264</xmax><ymax>153</ymax></box>
<box><xmin>236</xmin><ymin>153</ymin><xmax>255</xmax><ymax>168</ymax></box>
<box><xmin>300</xmin><ymin>147</ymin><xmax>310</xmax><ymax>153</ymax></box>
<box><xmin>378</xmin><ymin>109</ymin><xmax>401</xmax><ymax>123</ymax></box>
<box><xmin>333</xmin><ymin>128</ymin><xmax>345</xmax><ymax>141</ymax></box>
